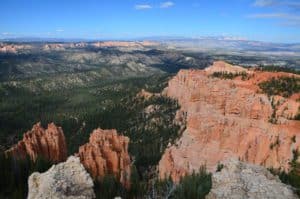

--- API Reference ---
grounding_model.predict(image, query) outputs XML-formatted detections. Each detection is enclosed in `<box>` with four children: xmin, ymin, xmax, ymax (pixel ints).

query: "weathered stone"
<box><xmin>206</xmin><ymin>158</ymin><xmax>297</xmax><ymax>199</ymax></box>
<box><xmin>28</xmin><ymin>156</ymin><xmax>95</xmax><ymax>199</ymax></box>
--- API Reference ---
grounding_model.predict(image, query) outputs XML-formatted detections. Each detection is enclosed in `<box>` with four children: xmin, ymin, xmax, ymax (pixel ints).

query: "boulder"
<box><xmin>28</xmin><ymin>156</ymin><xmax>95</xmax><ymax>199</ymax></box>
<box><xmin>206</xmin><ymin>159</ymin><xmax>297</xmax><ymax>199</ymax></box>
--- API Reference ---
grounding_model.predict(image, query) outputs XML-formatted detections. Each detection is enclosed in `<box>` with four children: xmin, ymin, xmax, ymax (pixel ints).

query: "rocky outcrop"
<box><xmin>136</xmin><ymin>89</ymin><xmax>162</xmax><ymax>100</ymax></box>
<box><xmin>159</xmin><ymin>61</ymin><xmax>300</xmax><ymax>182</ymax></box>
<box><xmin>206</xmin><ymin>159</ymin><xmax>297</xmax><ymax>199</ymax></box>
<box><xmin>204</xmin><ymin>60</ymin><xmax>249</xmax><ymax>75</ymax></box>
<box><xmin>0</xmin><ymin>43</ymin><xmax>32</xmax><ymax>54</ymax></box>
<box><xmin>77</xmin><ymin>128</ymin><xmax>131</xmax><ymax>188</ymax></box>
<box><xmin>5</xmin><ymin>122</ymin><xmax>67</xmax><ymax>163</ymax></box>
<box><xmin>28</xmin><ymin>156</ymin><xmax>95</xmax><ymax>199</ymax></box>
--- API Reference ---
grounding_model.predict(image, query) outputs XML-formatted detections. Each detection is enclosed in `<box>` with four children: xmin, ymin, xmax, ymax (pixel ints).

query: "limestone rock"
<box><xmin>77</xmin><ymin>128</ymin><xmax>131</xmax><ymax>188</ymax></box>
<box><xmin>5</xmin><ymin>122</ymin><xmax>67</xmax><ymax>163</ymax></box>
<box><xmin>28</xmin><ymin>156</ymin><xmax>95</xmax><ymax>199</ymax></box>
<box><xmin>206</xmin><ymin>159</ymin><xmax>297</xmax><ymax>199</ymax></box>
<box><xmin>205</xmin><ymin>61</ymin><xmax>249</xmax><ymax>75</ymax></box>
<box><xmin>159</xmin><ymin>62</ymin><xmax>300</xmax><ymax>182</ymax></box>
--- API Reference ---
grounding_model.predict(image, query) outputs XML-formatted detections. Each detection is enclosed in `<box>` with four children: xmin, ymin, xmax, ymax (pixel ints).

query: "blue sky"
<box><xmin>1</xmin><ymin>0</ymin><xmax>300</xmax><ymax>43</ymax></box>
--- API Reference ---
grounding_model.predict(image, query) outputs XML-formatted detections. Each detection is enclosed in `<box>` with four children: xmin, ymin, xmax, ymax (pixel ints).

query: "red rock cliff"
<box><xmin>77</xmin><ymin>128</ymin><xmax>131</xmax><ymax>188</ymax></box>
<box><xmin>159</xmin><ymin>61</ymin><xmax>300</xmax><ymax>182</ymax></box>
<box><xmin>5</xmin><ymin>122</ymin><xmax>67</xmax><ymax>163</ymax></box>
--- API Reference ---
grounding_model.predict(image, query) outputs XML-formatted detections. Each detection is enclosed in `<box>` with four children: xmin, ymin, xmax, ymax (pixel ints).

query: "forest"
<box><xmin>0</xmin><ymin>72</ymin><xmax>214</xmax><ymax>198</ymax></box>
<box><xmin>258</xmin><ymin>76</ymin><xmax>300</xmax><ymax>98</ymax></box>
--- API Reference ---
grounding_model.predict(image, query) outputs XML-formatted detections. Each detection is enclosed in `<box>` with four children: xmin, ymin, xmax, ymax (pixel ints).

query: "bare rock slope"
<box><xmin>77</xmin><ymin>128</ymin><xmax>131</xmax><ymax>188</ymax></box>
<box><xmin>5</xmin><ymin>122</ymin><xmax>67</xmax><ymax>162</ymax></box>
<box><xmin>206</xmin><ymin>158</ymin><xmax>297</xmax><ymax>199</ymax></box>
<box><xmin>159</xmin><ymin>61</ymin><xmax>300</xmax><ymax>182</ymax></box>
<box><xmin>28</xmin><ymin>156</ymin><xmax>95</xmax><ymax>199</ymax></box>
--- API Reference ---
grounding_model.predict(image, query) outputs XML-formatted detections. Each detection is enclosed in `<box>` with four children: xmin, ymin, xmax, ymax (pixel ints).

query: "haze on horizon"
<box><xmin>1</xmin><ymin>0</ymin><xmax>300</xmax><ymax>43</ymax></box>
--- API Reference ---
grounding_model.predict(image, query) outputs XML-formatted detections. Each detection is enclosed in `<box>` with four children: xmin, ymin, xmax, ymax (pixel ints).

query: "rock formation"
<box><xmin>159</xmin><ymin>61</ymin><xmax>300</xmax><ymax>182</ymax></box>
<box><xmin>28</xmin><ymin>156</ymin><xmax>95</xmax><ymax>199</ymax></box>
<box><xmin>0</xmin><ymin>43</ymin><xmax>32</xmax><ymax>54</ymax></box>
<box><xmin>5</xmin><ymin>122</ymin><xmax>67</xmax><ymax>163</ymax></box>
<box><xmin>77</xmin><ymin>128</ymin><xmax>131</xmax><ymax>188</ymax></box>
<box><xmin>204</xmin><ymin>60</ymin><xmax>249</xmax><ymax>75</ymax></box>
<box><xmin>206</xmin><ymin>158</ymin><xmax>297</xmax><ymax>199</ymax></box>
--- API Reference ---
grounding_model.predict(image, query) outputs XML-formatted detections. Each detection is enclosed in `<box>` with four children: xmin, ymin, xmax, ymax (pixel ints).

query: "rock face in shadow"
<box><xmin>5</xmin><ymin>122</ymin><xmax>67</xmax><ymax>163</ymax></box>
<box><xmin>77</xmin><ymin>128</ymin><xmax>131</xmax><ymax>188</ymax></box>
<box><xmin>28</xmin><ymin>156</ymin><xmax>95</xmax><ymax>199</ymax></box>
<box><xmin>159</xmin><ymin>61</ymin><xmax>300</xmax><ymax>182</ymax></box>
<box><xmin>206</xmin><ymin>158</ymin><xmax>297</xmax><ymax>199</ymax></box>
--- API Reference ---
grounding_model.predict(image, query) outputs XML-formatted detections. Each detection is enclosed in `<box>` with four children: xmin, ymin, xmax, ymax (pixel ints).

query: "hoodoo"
<box><xmin>77</xmin><ymin>128</ymin><xmax>132</xmax><ymax>188</ymax></box>
<box><xmin>5</xmin><ymin>122</ymin><xmax>67</xmax><ymax>163</ymax></box>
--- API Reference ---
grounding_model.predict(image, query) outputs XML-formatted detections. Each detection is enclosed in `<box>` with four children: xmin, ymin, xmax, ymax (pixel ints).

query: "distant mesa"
<box><xmin>5</xmin><ymin>122</ymin><xmax>67</xmax><ymax>163</ymax></box>
<box><xmin>91</xmin><ymin>41</ymin><xmax>157</xmax><ymax>48</ymax></box>
<box><xmin>0</xmin><ymin>43</ymin><xmax>32</xmax><ymax>54</ymax></box>
<box><xmin>0</xmin><ymin>41</ymin><xmax>158</xmax><ymax>54</ymax></box>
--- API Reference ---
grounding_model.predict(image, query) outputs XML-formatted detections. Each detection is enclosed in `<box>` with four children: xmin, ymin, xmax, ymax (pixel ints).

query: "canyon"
<box><xmin>3</xmin><ymin>60</ymin><xmax>300</xmax><ymax>198</ymax></box>
<box><xmin>159</xmin><ymin>61</ymin><xmax>300</xmax><ymax>182</ymax></box>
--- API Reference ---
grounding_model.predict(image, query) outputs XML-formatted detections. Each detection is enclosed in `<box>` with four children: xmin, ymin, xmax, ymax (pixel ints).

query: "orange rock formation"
<box><xmin>5</xmin><ymin>122</ymin><xmax>67</xmax><ymax>163</ymax></box>
<box><xmin>77</xmin><ymin>128</ymin><xmax>131</xmax><ymax>188</ymax></box>
<box><xmin>159</xmin><ymin>61</ymin><xmax>300</xmax><ymax>182</ymax></box>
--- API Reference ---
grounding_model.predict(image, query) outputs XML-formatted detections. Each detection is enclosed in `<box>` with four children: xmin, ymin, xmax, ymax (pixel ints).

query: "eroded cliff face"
<box><xmin>77</xmin><ymin>128</ymin><xmax>131</xmax><ymax>188</ymax></box>
<box><xmin>5</xmin><ymin>122</ymin><xmax>67</xmax><ymax>163</ymax></box>
<box><xmin>159</xmin><ymin>61</ymin><xmax>300</xmax><ymax>182</ymax></box>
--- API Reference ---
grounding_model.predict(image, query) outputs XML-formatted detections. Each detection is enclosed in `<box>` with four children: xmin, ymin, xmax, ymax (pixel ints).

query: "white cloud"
<box><xmin>253</xmin><ymin>0</ymin><xmax>276</xmax><ymax>7</ymax></box>
<box><xmin>160</xmin><ymin>1</ymin><xmax>175</xmax><ymax>8</ymax></box>
<box><xmin>247</xmin><ymin>13</ymin><xmax>300</xmax><ymax>20</ymax></box>
<box><xmin>56</xmin><ymin>29</ymin><xmax>64</xmax><ymax>32</ymax></box>
<box><xmin>2</xmin><ymin>32</ymin><xmax>12</xmax><ymax>35</ymax></box>
<box><xmin>247</xmin><ymin>13</ymin><xmax>300</xmax><ymax>27</ymax></box>
<box><xmin>247</xmin><ymin>13</ymin><xmax>287</xmax><ymax>18</ymax></box>
<box><xmin>135</xmin><ymin>4</ymin><xmax>152</xmax><ymax>10</ymax></box>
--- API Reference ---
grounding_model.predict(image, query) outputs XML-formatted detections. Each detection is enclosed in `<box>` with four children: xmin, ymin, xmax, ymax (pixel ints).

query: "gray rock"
<box><xmin>28</xmin><ymin>156</ymin><xmax>95</xmax><ymax>199</ymax></box>
<box><xmin>206</xmin><ymin>158</ymin><xmax>298</xmax><ymax>199</ymax></box>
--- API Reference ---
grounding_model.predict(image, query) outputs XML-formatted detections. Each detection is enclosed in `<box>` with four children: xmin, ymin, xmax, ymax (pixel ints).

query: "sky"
<box><xmin>1</xmin><ymin>0</ymin><xmax>300</xmax><ymax>43</ymax></box>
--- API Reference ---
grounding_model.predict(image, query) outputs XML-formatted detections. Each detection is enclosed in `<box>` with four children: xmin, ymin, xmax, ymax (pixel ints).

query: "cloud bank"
<box><xmin>135</xmin><ymin>4</ymin><xmax>152</xmax><ymax>10</ymax></box>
